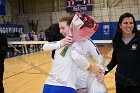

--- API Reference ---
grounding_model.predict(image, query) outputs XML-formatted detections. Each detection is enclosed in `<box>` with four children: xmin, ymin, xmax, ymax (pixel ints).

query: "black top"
<box><xmin>0</xmin><ymin>33</ymin><xmax>8</xmax><ymax>59</ymax></box>
<box><xmin>106</xmin><ymin>32</ymin><xmax>140</xmax><ymax>86</ymax></box>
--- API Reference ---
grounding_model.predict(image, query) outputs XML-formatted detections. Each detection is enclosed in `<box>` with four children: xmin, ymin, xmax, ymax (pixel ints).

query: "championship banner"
<box><xmin>103</xmin><ymin>25</ymin><xmax>110</xmax><ymax>35</ymax></box>
<box><xmin>0</xmin><ymin>0</ymin><xmax>6</xmax><ymax>15</ymax></box>
<box><xmin>0</xmin><ymin>24</ymin><xmax>24</xmax><ymax>38</ymax></box>
<box><xmin>66</xmin><ymin>0</ymin><xmax>92</xmax><ymax>12</ymax></box>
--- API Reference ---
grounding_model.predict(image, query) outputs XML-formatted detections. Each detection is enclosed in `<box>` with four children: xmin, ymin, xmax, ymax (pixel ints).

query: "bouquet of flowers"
<box><xmin>60</xmin><ymin>11</ymin><xmax>99</xmax><ymax>57</ymax></box>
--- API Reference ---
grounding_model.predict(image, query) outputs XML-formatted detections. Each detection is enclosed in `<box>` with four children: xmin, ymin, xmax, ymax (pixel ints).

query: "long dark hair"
<box><xmin>45</xmin><ymin>23</ymin><xmax>64</xmax><ymax>59</ymax></box>
<box><xmin>113</xmin><ymin>13</ymin><xmax>138</xmax><ymax>49</ymax></box>
<box><xmin>45</xmin><ymin>23</ymin><xmax>64</xmax><ymax>42</ymax></box>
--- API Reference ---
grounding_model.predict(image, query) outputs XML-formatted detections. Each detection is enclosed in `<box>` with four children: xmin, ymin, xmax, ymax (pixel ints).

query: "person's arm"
<box><xmin>71</xmin><ymin>42</ymin><xmax>102</xmax><ymax>75</ymax></box>
<box><xmin>87</xmin><ymin>39</ymin><xmax>107</xmax><ymax>81</ymax></box>
<box><xmin>87</xmin><ymin>39</ymin><xmax>108</xmax><ymax>72</ymax></box>
<box><xmin>43</xmin><ymin>34</ymin><xmax>73</xmax><ymax>51</ymax></box>
<box><xmin>87</xmin><ymin>39</ymin><xmax>104</xmax><ymax>65</ymax></box>
<box><xmin>42</xmin><ymin>41</ymin><xmax>61</xmax><ymax>51</ymax></box>
<box><xmin>87</xmin><ymin>39</ymin><xmax>117</xmax><ymax>75</ymax></box>
<box><xmin>105</xmin><ymin>50</ymin><xmax>117</xmax><ymax>75</ymax></box>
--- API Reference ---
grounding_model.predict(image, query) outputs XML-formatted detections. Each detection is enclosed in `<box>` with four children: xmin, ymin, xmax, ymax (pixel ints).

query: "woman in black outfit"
<box><xmin>105</xmin><ymin>13</ymin><xmax>140</xmax><ymax>93</ymax></box>
<box><xmin>0</xmin><ymin>32</ymin><xmax>8</xmax><ymax>93</ymax></box>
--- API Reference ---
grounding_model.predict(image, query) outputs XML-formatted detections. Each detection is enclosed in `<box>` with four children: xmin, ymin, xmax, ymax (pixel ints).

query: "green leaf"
<box><xmin>60</xmin><ymin>46</ymin><xmax>69</xmax><ymax>57</ymax></box>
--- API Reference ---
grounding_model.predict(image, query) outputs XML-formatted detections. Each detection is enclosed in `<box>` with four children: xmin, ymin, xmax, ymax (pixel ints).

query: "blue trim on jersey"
<box><xmin>43</xmin><ymin>84</ymin><xmax>76</xmax><ymax>93</ymax></box>
<box><xmin>88</xmin><ymin>38</ymin><xmax>97</xmax><ymax>47</ymax></box>
<box><xmin>87</xmin><ymin>38</ymin><xmax>100</xmax><ymax>55</ymax></box>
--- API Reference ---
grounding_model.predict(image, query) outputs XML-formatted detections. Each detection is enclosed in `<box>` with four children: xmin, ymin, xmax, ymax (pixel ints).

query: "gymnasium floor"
<box><xmin>3</xmin><ymin>45</ymin><xmax>116</xmax><ymax>93</ymax></box>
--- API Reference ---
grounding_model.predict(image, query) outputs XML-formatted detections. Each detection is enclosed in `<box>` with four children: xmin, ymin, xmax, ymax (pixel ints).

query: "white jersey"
<box><xmin>33</xmin><ymin>35</ymin><xmax>38</xmax><ymax>41</ymax></box>
<box><xmin>43</xmin><ymin>41</ymin><xmax>78</xmax><ymax>90</ymax></box>
<box><xmin>20</xmin><ymin>34</ymin><xmax>27</xmax><ymax>41</ymax></box>
<box><xmin>71</xmin><ymin>38</ymin><xmax>104</xmax><ymax>89</ymax></box>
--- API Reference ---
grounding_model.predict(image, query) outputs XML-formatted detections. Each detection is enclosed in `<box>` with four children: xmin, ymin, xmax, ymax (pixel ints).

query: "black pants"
<box><xmin>0</xmin><ymin>59</ymin><xmax>4</xmax><ymax>92</ymax></box>
<box><xmin>116</xmin><ymin>82</ymin><xmax>140</xmax><ymax>93</ymax></box>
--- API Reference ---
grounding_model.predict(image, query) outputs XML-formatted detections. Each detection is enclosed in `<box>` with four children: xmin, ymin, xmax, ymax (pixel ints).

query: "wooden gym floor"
<box><xmin>3</xmin><ymin>45</ymin><xmax>116</xmax><ymax>93</ymax></box>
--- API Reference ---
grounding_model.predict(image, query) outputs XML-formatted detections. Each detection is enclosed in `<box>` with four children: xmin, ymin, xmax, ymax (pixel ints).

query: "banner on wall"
<box><xmin>103</xmin><ymin>25</ymin><xmax>110</xmax><ymax>35</ymax></box>
<box><xmin>66</xmin><ymin>0</ymin><xmax>92</xmax><ymax>12</ymax></box>
<box><xmin>137</xmin><ymin>25</ymin><xmax>140</xmax><ymax>30</ymax></box>
<box><xmin>0</xmin><ymin>0</ymin><xmax>6</xmax><ymax>15</ymax></box>
<box><xmin>0</xmin><ymin>24</ymin><xmax>24</xmax><ymax>38</ymax></box>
